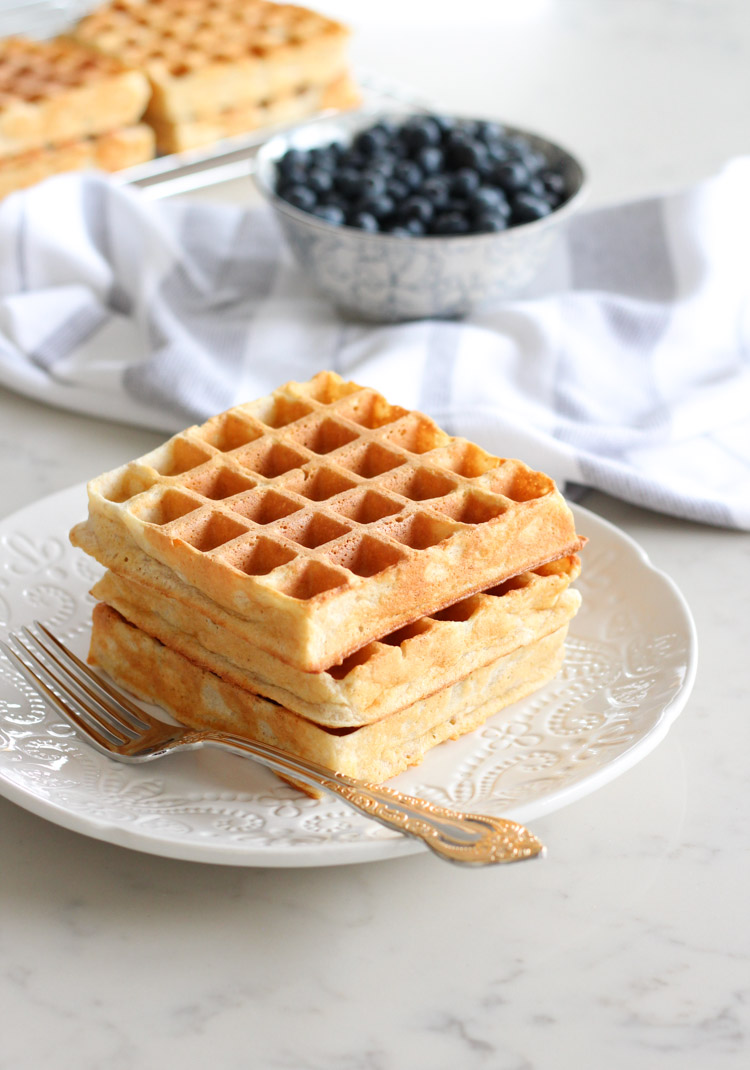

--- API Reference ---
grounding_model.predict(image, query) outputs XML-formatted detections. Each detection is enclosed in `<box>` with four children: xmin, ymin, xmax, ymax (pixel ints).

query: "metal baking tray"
<box><xmin>113</xmin><ymin>72</ymin><xmax>431</xmax><ymax>200</ymax></box>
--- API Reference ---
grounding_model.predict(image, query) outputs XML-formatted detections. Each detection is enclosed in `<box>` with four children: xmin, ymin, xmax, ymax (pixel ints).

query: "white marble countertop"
<box><xmin>1</xmin><ymin>2</ymin><xmax>749</xmax><ymax>1068</ymax></box>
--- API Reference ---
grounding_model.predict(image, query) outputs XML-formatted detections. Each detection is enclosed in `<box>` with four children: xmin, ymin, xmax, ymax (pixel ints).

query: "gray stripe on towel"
<box><xmin>555</xmin><ymin>195</ymin><xmax>677</xmax><ymax>459</ymax></box>
<box><xmin>30</xmin><ymin>304</ymin><xmax>108</xmax><ymax>370</ymax></box>
<box><xmin>567</xmin><ymin>197</ymin><xmax>675</xmax><ymax>301</ymax></box>
<box><xmin>80</xmin><ymin>179</ymin><xmax>133</xmax><ymax>315</ymax></box>
<box><xmin>124</xmin><ymin>206</ymin><xmax>282</xmax><ymax>421</ymax></box>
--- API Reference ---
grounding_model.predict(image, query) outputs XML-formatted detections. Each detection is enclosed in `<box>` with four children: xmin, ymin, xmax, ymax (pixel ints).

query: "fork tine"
<box><xmin>7</xmin><ymin>630</ymin><xmax>135</xmax><ymax>745</ymax></box>
<box><xmin>29</xmin><ymin>621</ymin><xmax>153</xmax><ymax>733</ymax></box>
<box><xmin>0</xmin><ymin>638</ymin><xmax>122</xmax><ymax>754</ymax></box>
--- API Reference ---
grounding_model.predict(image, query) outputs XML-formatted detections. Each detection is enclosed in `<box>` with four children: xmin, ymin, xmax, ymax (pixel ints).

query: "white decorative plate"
<box><xmin>0</xmin><ymin>486</ymin><xmax>696</xmax><ymax>867</ymax></box>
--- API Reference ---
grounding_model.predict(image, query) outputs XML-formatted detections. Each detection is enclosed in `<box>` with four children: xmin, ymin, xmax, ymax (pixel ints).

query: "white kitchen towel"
<box><xmin>0</xmin><ymin>160</ymin><xmax>748</xmax><ymax>529</ymax></box>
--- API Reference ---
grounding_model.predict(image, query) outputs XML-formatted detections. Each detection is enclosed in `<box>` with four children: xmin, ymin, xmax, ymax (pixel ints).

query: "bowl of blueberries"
<box><xmin>253</xmin><ymin>111</ymin><xmax>587</xmax><ymax>322</ymax></box>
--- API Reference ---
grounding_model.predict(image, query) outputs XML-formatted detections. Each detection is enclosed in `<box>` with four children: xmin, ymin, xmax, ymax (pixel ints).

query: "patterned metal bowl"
<box><xmin>253</xmin><ymin>112</ymin><xmax>587</xmax><ymax>322</ymax></box>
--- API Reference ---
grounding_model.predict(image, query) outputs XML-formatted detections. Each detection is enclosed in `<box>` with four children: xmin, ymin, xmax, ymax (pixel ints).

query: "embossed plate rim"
<box><xmin>0</xmin><ymin>484</ymin><xmax>697</xmax><ymax>867</ymax></box>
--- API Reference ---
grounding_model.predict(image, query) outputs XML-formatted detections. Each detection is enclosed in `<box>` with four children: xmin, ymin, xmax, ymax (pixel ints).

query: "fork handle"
<box><xmin>200</xmin><ymin>732</ymin><xmax>545</xmax><ymax>865</ymax></box>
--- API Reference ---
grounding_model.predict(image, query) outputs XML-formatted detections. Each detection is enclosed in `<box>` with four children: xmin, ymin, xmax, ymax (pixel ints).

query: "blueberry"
<box><xmin>485</xmin><ymin>141</ymin><xmax>511</xmax><ymax>167</ymax></box>
<box><xmin>357</xmin><ymin>171</ymin><xmax>388</xmax><ymax>199</ymax></box>
<box><xmin>415</xmin><ymin>145</ymin><xmax>444</xmax><ymax>174</ymax></box>
<box><xmin>282</xmin><ymin>184</ymin><xmax>317</xmax><ymax>211</ymax></box>
<box><xmin>353</xmin><ymin>126</ymin><xmax>389</xmax><ymax>156</ymax></box>
<box><xmin>276</xmin><ymin>163</ymin><xmax>308</xmax><ymax>188</ymax></box>
<box><xmin>429</xmin><ymin>114</ymin><xmax>460</xmax><ymax>139</ymax></box>
<box><xmin>368</xmin><ymin>155</ymin><xmax>396</xmax><ymax>178</ymax></box>
<box><xmin>338</xmin><ymin>149</ymin><xmax>367</xmax><ymax>171</ymax></box>
<box><xmin>472</xmin><ymin>211</ymin><xmax>509</xmax><ymax>233</ymax></box>
<box><xmin>492</xmin><ymin>160</ymin><xmax>531</xmax><ymax>193</ymax></box>
<box><xmin>400</xmin><ymin>195</ymin><xmax>434</xmax><ymax>225</ymax></box>
<box><xmin>277</xmin><ymin>148</ymin><xmax>310</xmax><ymax>177</ymax></box>
<box><xmin>525</xmin><ymin>176</ymin><xmax>548</xmax><ymax>198</ymax></box>
<box><xmin>420</xmin><ymin>175</ymin><xmax>451</xmax><ymax>208</ymax></box>
<box><xmin>388</xmin><ymin>216</ymin><xmax>426</xmax><ymax>236</ymax></box>
<box><xmin>443</xmin><ymin>131</ymin><xmax>468</xmax><ymax>160</ymax></box>
<box><xmin>510</xmin><ymin>193</ymin><xmax>552</xmax><ymax>224</ymax></box>
<box><xmin>387</xmin><ymin>137</ymin><xmax>409</xmax><ymax>159</ymax></box>
<box><xmin>321</xmin><ymin>192</ymin><xmax>350</xmax><ymax>212</ymax></box>
<box><xmin>540</xmin><ymin>168</ymin><xmax>567</xmax><ymax>202</ymax></box>
<box><xmin>432</xmin><ymin>211</ymin><xmax>470</xmax><ymax>235</ymax></box>
<box><xmin>451</xmin><ymin>167</ymin><xmax>481</xmax><ymax>196</ymax></box>
<box><xmin>371</xmin><ymin>119</ymin><xmax>400</xmax><ymax>139</ymax></box>
<box><xmin>308</xmin><ymin>146</ymin><xmax>338</xmax><ymax>170</ymax></box>
<box><xmin>334</xmin><ymin>166</ymin><xmax>364</xmax><ymax>196</ymax></box>
<box><xmin>387</xmin><ymin>178</ymin><xmax>411</xmax><ymax>201</ymax></box>
<box><xmin>307</xmin><ymin>167</ymin><xmax>334</xmax><ymax>195</ymax></box>
<box><xmin>312</xmin><ymin>204</ymin><xmax>346</xmax><ymax>225</ymax></box>
<box><xmin>518</xmin><ymin>148</ymin><xmax>547</xmax><ymax>174</ymax></box>
<box><xmin>444</xmin><ymin>196</ymin><xmax>471</xmax><ymax>216</ymax></box>
<box><xmin>505</xmin><ymin>134</ymin><xmax>533</xmax><ymax>158</ymax></box>
<box><xmin>358</xmin><ymin>193</ymin><xmax>396</xmax><ymax>220</ymax></box>
<box><xmin>403</xmin><ymin>217</ymin><xmax>426</xmax><ymax>235</ymax></box>
<box><xmin>469</xmin><ymin>186</ymin><xmax>510</xmax><ymax>216</ymax></box>
<box><xmin>393</xmin><ymin>159</ymin><xmax>423</xmax><ymax>190</ymax></box>
<box><xmin>445</xmin><ymin>135</ymin><xmax>488</xmax><ymax>172</ymax></box>
<box><xmin>475</xmin><ymin>120</ymin><xmax>505</xmax><ymax>144</ymax></box>
<box><xmin>401</xmin><ymin>116</ymin><xmax>442</xmax><ymax>151</ymax></box>
<box><xmin>455</xmin><ymin>119</ymin><xmax>479</xmax><ymax>138</ymax></box>
<box><xmin>511</xmin><ymin>140</ymin><xmax>542</xmax><ymax>164</ymax></box>
<box><xmin>348</xmin><ymin>211</ymin><xmax>379</xmax><ymax>232</ymax></box>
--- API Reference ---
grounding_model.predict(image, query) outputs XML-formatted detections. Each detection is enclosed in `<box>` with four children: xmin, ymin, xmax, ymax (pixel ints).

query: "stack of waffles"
<box><xmin>70</xmin><ymin>372</ymin><xmax>585</xmax><ymax>784</ymax></box>
<box><xmin>0</xmin><ymin>34</ymin><xmax>153</xmax><ymax>198</ymax></box>
<box><xmin>72</xmin><ymin>0</ymin><xmax>360</xmax><ymax>154</ymax></box>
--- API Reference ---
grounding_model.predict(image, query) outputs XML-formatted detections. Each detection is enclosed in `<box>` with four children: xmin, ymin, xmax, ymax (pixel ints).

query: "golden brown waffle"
<box><xmin>71</xmin><ymin>371</ymin><xmax>584</xmax><ymax>673</ymax></box>
<box><xmin>0</xmin><ymin>35</ymin><xmax>150</xmax><ymax>158</ymax></box>
<box><xmin>90</xmin><ymin>603</ymin><xmax>571</xmax><ymax>784</ymax></box>
<box><xmin>73</xmin><ymin>0</ymin><xmax>356</xmax><ymax>129</ymax></box>
<box><xmin>0</xmin><ymin>124</ymin><xmax>155</xmax><ymax>198</ymax></box>
<box><xmin>147</xmin><ymin>72</ymin><xmax>360</xmax><ymax>154</ymax></box>
<box><xmin>91</xmin><ymin>555</ymin><xmax>581</xmax><ymax>726</ymax></box>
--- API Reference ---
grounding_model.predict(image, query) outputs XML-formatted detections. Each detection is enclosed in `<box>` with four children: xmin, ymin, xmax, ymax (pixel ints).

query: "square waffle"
<box><xmin>71</xmin><ymin>371</ymin><xmax>584</xmax><ymax>673</ymax></box>
<box><xmin>0</xmin><ymin>35</ymin><xmax>151</xmax><ymax>158</ymax></box>
<box><xmin>73</xmin><ymin>0</ymin><xmax>358</xmax><ymax>151</ymax></box>
<box><xmin>146</xmin><ymin>72</ymin><xmax>360</xmax><ymax>154</ymax></box>
<box><xmin>0</xmin><ymin>124</ymin><xmax>155</xmax><ymax>198</ymax></box>
<box><xmin>89</xmin><ymin>602</ymin><xmax>572</xmax><ymax>784</ymax></box>
<box><xmin>89</xmin><ymin>552</ymin><xmax>581</xmax><ymax>726</ymax></box>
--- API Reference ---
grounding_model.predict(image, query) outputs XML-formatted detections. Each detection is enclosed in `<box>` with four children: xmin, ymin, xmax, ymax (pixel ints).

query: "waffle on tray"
<box><xmin>73</xmin><ymin>0</ymin><xmax>359</xmax><ymax>153</ymax></box>
<box><xmin>0</xmin><ymin>34</ymin><xmax>150</xmax><ymax>157</ymax></box>
<box><xmin>72</xmin><ymin>371</ymin><xmax>584</xmax><ymax>785</ymax></box>
<box><xmin>0</xmin><ymin>124</ymin><xmax>154</xmax><ymax>197</ymax></box>
<box><xmin>145</xmin><ymin>72</ymin><xmax>359</xmax><ymax>154</ymax></box>
<box><xmin>0</xmin><ymin>33</ymin><xmax>153</xmax><ymax>195</ymax></box>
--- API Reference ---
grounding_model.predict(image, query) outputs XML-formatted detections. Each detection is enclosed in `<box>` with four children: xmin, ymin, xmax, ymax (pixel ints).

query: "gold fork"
<box><xmin>1</xmin><ymin>622</ymin><xmax>545</xmax><ymax>866</ymax></box>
